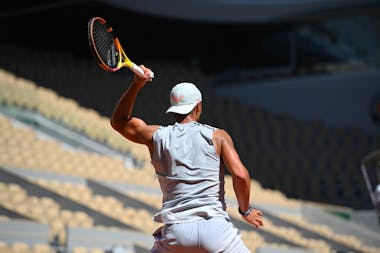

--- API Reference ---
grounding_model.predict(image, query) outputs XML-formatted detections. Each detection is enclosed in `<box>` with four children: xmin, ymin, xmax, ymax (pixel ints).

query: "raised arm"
<box><xmin>110</xmin><ymin>65</ymin><xmax>159</xmax><ymax>151</ymax></box>
<box><xmin>213</xmin><ymin>129</ymin><xmax>264</xmax><ymax>228</ymax></box>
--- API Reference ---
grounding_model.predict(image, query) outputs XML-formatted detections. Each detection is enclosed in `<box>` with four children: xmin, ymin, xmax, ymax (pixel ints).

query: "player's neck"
<box><xmin>176</xmin><ymin>114</ymin><xmax>198</xmax><ymax>124</ymax></box>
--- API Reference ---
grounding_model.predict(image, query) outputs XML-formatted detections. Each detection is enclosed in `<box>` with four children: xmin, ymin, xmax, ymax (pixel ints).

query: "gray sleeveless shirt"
<box><xmin>151</xmin><ymin>121</ymin><xmax>229</xmax><ymax>224</ymax></box>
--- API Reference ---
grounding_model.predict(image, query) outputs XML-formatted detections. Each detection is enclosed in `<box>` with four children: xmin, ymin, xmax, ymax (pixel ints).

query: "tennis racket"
<box><xmin>88</xmin><ymin>16</ymin><xmax>154</xmax><ymax>79</ymax></box>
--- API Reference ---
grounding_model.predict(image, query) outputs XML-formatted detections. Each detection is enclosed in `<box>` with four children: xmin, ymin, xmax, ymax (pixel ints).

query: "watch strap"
<box><xmin>238</xmin><ymin>207</ymin><xmax>253</xmax><ymax>216</ymax></box>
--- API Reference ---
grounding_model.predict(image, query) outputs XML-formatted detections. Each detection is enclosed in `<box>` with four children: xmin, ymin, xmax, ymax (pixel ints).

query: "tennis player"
<box><xmin>110</xmin><ymin>65</ymin><xmax>264</xmax><ymax>253</ymax></box>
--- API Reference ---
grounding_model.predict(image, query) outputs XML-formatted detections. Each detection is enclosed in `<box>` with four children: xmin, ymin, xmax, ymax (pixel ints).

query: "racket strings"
<box><xmin>92</xmin><ymin>21</ymin><xmax>118</xmax><ymax>68</ymax></box>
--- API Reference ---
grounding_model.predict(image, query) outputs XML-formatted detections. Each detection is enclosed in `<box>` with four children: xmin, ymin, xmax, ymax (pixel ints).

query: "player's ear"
<box><xmin>194</xmin><ymin>102</ymin><xmax>200</xmax><ymax>114</ymax></box>
<box><xmin>195</xmin><ymin>102</ymin><xmax>202</xmax><ymax>119</ymax></box>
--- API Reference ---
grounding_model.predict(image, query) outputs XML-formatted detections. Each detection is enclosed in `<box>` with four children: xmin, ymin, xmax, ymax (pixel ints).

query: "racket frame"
<box><xmin>88</xmin><ymin>17</ymin><xmax>147</xmax><ymax>77</ymax></box>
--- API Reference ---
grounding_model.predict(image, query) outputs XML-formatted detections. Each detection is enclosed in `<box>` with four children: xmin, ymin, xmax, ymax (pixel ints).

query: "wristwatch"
<box><xmin>238</xmin><ymin>207</ymin><xmax>253</xmax><ymax>217</ymax></box>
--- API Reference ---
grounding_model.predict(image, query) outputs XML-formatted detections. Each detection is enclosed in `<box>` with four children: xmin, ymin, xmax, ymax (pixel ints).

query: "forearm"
<box><xmin>232</xmin><ymin>168</ymin><xmax>251</xmax><ymax>212</ymax></box>
<box><xmin>111</xmin><ymin>79</ymin><xmax>144</xmax><ymax>126</ymax></box>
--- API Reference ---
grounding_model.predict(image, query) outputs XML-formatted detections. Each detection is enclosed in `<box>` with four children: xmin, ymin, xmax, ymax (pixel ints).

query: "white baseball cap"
<box><xmin>166</xmin><ymin>82</ymin><xmax>202</xmax><ymax>114</ymax></box>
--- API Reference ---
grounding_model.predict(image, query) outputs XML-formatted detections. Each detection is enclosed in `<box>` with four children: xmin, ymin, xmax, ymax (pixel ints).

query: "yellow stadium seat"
<box><xmin>89</xmin><ymin>248</ymin><xmax>104</xmax><ymax>253</ymax></box>
<box><xmin>32</xmin><ymin>244</ymin><xmax>54</xmax><ymax>253</ymax></box>
<box><xmin>72</xmin><ymin>246</ymin><xmax>89</xmax><ymax>253</ymax></box>
<box><xmin>11</xmin><ymin>242</ymin><xmax>30</xmax><ymax>253</ymax></box>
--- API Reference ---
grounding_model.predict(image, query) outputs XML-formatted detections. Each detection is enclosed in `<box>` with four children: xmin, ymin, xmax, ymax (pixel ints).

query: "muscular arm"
<box><xmin>213</xmin><ymin>129</ymin><xmax>251</xmax><ymax>211</ymax></box>
<box><xmin>110</xmin><ymin>66</ymin><xmax>159</xmax><ymax>151</ymax></box>
<box><xmin>213</xmin><ymin>129</ymin><xmax>263</xmax><ymax>228</ymax></box>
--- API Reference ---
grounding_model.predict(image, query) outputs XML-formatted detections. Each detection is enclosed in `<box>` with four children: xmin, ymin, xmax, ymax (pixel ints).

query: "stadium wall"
<box><xmin>215</xmin><ymin>70</ymin><xmax>380</xmax><ymax>134</ymax></box>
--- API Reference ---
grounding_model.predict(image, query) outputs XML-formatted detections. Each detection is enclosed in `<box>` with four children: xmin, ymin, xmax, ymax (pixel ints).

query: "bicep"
<box><xmin>114</xmin><ymin>117</ymin><xmax>158</xmax><ymax>146</ymax></box>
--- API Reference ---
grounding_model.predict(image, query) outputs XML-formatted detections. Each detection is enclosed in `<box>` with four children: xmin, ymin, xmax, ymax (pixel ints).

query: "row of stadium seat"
<box><xmin>0</xmin><ymin>182</ymin><xmax>93</xmax><ymax>245</ymax></box>
<box><xmin>35</xmin><ymin>179</ymin><xmax>159</xmax><ymax>234</ymax></box>
<box><xmin>0</xmin><ymin>112</ymin><xmax>158</xmax><ymax>187</ymax></box>
<box><xmin>0</xmin><ymin>240</ymin><xmax>55</xmax><ymax>253</ymax></box>
<box><xmin>0</xmin><ymin>68</ymin><xmax>150</xmax><ymax>165</ymax></box>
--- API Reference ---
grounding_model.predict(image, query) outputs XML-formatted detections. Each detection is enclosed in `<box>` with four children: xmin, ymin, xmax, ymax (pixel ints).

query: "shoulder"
<box><xmin>198</xmin><ymin>122</ymin><xmax>215</xmax><ymax>130</ymax></box>
<box><xmin>212</xmin><ymin>128</ymin><xmax>234</xmax><ymax>155</ymax></box>
<box><xmin>152</xmin><ymin>124</ymin><xmax>173</xmax><ymax>140</ymax></box>
<box><xmin>196</xmin><ymin>122</ymin><xmax>216</xmax><ymax>137</ymax></box>
<box><xmin>213</xmin><ymin>128</ymin><xmax>232</xmax><ymax>141</ymax></box>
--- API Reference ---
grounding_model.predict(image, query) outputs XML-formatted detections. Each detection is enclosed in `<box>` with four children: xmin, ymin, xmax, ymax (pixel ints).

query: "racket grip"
<box><xmin>131</xmin><ymin>63</ymin><xmax>154</xmax><ymax>79</ymax></box>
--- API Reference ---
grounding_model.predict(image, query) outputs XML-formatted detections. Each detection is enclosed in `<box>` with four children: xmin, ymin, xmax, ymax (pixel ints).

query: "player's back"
<box><xmin>151</xmin><ymin>121</ymin><xmax>229</xmax><ymax>224</ymax></box>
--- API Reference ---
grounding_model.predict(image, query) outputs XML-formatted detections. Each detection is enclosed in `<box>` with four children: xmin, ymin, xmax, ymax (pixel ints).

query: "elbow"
<box><xmin>110</xmin><ymin>118</ymin><xmax>122</xmax><ymax>131</ymax></box>
<box><xmin>110</xmin><ymin>116</ymin><xmax>132</xmax><ymax>133</ymax></box>
<box><xmin>110</xmin><ymin>118</ymin><xmax>116</xmax><ymax>129</ymax></box>
<box><xmin>232</xmin><ymin>169</ymin><xmax>250</xmax><ymax>184</ymax></box>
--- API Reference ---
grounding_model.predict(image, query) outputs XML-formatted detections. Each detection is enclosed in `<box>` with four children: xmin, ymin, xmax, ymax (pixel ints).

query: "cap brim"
<box><xmin>166</xmin><ymin>103</ymin><xmax>197</xmax><ymax>114</ymax></box>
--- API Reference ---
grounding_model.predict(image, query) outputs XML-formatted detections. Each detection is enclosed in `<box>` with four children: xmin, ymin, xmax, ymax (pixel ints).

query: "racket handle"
<box><xmin>131</xmin><ymin>63</ymin><xmax>154</xmax><ymax>79</ymax></box>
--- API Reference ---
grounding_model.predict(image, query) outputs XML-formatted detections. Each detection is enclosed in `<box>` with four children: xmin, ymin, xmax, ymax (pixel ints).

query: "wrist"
<box><xmin>133</xmin><ymin>76</ymin><xmax>146</xmax><ymax>85</ymax></box>
<box><xmin>238</xmin><ymin>207</ymin><xmax>253</xmax><ymax>217</ymax></box>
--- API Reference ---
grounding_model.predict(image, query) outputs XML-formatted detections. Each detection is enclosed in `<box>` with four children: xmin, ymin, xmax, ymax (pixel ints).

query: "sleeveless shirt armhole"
<box><xmin>151</xmin><ymin>126</ymin><xmax>163</xmax><ymax>163</ymax></box>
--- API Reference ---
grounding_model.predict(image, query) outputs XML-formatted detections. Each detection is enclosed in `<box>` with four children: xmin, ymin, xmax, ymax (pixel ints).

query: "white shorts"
<box><xmin>150</xmin><ymin>217</ymin><xmax>251</xmax><ymax>253</ymax></box>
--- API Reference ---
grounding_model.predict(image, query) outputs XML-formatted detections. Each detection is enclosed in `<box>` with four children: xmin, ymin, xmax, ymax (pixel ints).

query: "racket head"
<box><xmin>88</xmin><ymin>17</ymin><xmax>131</xmax><ymax>72</ymax></box>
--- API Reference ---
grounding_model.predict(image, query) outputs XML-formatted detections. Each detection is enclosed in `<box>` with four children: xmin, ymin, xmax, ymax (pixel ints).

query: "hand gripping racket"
<box><xmin>88</xmin><ymin>17</ymin><xmax>154</xmax><ymax>79</ymax></box>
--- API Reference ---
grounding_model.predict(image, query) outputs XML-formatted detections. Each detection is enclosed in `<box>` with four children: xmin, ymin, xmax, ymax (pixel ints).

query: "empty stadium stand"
<box><xmin>1</xmin><ymin>45</ymin><xmax>379</xmax><ymax>210</ymax></box>
<box><xmin>1</xmin><ymin>1</ymin><xmax>380</xmax><ymax>252</ymax></box>
<box><xmin>0</xmin><ymin>32</ymin><xmax>380</xmax><ymax>253</ymax></box>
